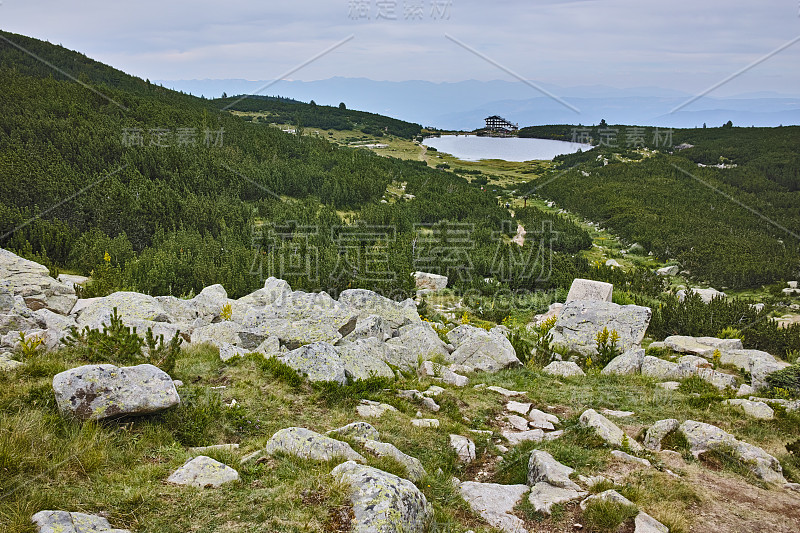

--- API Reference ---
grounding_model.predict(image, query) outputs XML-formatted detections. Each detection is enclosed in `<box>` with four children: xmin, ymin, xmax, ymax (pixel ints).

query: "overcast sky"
<box><xmin>3</xmin><ymin>0</ymin><xmax>800</xmax><ymax>95</ymax></box>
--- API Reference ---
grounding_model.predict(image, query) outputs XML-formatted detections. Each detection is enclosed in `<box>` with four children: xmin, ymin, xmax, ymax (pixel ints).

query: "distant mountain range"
<box><xmin>153</xmin><ymin>77</ymin><xmax>800</xmax><ymax>129</ymax></box>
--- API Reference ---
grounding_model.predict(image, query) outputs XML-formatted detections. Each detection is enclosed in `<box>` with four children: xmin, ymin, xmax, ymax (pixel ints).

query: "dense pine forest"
<box><xmin>0</xmin><ymin>30</ymin><xmax>596</xmax><ymax>300</ymax></box>
<box><xmin>520</xmin><ymin>124</ymin><xmax>800</xmax><ymax>289</ymax></box>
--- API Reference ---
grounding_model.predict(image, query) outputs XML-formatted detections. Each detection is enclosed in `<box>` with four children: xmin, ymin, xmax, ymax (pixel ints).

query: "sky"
<box><xmin>2</xmin><ymin>0</ymin><xmax>800</xmax><ymax>96</ymax></box>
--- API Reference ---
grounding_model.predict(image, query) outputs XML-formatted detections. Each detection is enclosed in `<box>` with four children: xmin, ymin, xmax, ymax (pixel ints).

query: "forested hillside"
<box><xmin>520</xmin><ymin>124</ymin><xmax>800</xmax><ymax>289</ymax></box>
<box><xmin>0</xmin><ymin>30</ymin><xmax>595</xmax><ymax>300</ymax></box>
<box><xmin>213</xmin><ymin>94</ymin><xmax>423</xmax><ymax>139</ymax></box>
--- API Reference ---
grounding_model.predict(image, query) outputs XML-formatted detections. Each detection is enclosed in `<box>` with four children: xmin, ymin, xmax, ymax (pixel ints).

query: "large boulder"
<box><xmin>190</xmin><ymin>284</ymin><xmax>228</xmax><ymax>321</ymax></box>
<box><xmin>549</xmin><ymin>300</ymin><xmax>651</xmax><ymax>357</ymax></box>
<box><xmin>601</xmin><ymin>348</ymin><xmax>645</xmax><ymax>375</ymax></box>
<box><xmin>0</xmin><ymin>248</ymin><xmax>77</xmax><ymax>315</ymax></box>
<box><xmin>237</xmin><ymin>277</ymin><xmax>292</xmax><ymax>307</ymax></box>
<box><xmin>336</xmin><ymin>337</ymin><xmax>395</xmax><ymax>381</ymax></box>
<box><xmin>32</xmin><ymin>511</ymin><xmax>130</xmax><ymax>533</ymax></box>
<box><xmin>566</xmin><ymin>278</ymin><xmax>613</xmax><ymax>303</ymax></box>
<box><xmin>332</xmin><ymin>461</ymin><xmax>433</xmax><ymax>533</ymax></box>
<box><xmin>277</xmin><ymin>342</ymin><xmax>347</xmax><ymax>384</ymax></box>
<box><xmin>677</xmin><ymin>287</ymin><xmax>726</xmax><ymax>303</ymax></box>
<box><xmin>445</xmin><ymin>325</ymin><xmax>520</xmax><ymax>372</ymax></box>
<box><xmin>52</xmin><ymin>364</ymin><xmax>180</xmax><ymax>420</ymax></box>
<box><xmin>342</xmin><ymin>314</ymin><xmax>392</xmax><ymax>343</ymax></box>
<box><xmin>640</xmin><ymin>356</ymin><xmax>680</xmax><ymax>380</ymax></box>
<box><xmin>678</xmin><ymin>420</ymin><xmax>786</xmax><ymax>484</ymax></box>
<box><xmin>339</xmin><ymin>289</ymin><xmax>421</xmax><ymax>330</ymax></box>
<box><xmin>542</xmin><ymin>360</ymin><xmax>585</xmax><ymax>377</ymax></box>
<box><xmin>413</xmin><ymin>271</ymin><xmax>448</xmax><ymax>291</ymax></box>
<box><xmin>74</xmin><ymin>292</ymin><xmax>169</xmax><ymax>329</ymax></box>
<box><xmin>265</xmin><ymin>427</ymin><xmax>365</xmax><ymax>461</ymax></box>
<box><xmin>385</xmin><ymin>323</ymin><xmax>450</xmax><ymax>370</ymax></box>
<box><xmin>663</xmin><ymin>335</ymin><xmax>743</xmax><ymax>356</ymax></box>
<box><xmin>166</xmin><ymin>455</ymin><xmax>239</xmax><ymax>488</ymax></box>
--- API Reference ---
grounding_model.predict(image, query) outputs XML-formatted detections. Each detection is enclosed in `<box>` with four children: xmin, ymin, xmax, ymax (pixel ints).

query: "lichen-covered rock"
<box><xmin>166</xmin><ymin>455</ymin><xmax>239</xmax><ymax>488</ymax></box>
<box><xmin>643</xmin><ymin>419</ymin><xmax>680</xmax><ymax>451</ymax></box>
<box><xmin>52</xmin><ymin>363</ymin><xmax>180</xmax><ymax>420</ymax></box>
<box><xmin>722</xmin><ymin>399</ymin><xmax>774</xmax><ymax>420</ymax></box>
<box><xmin>75</xmin><ymin>291</ymin><xmax>169</xmax><ymax>329</ymax></box>
<box><xmin>219</xmin><ymin>342</ymin><xmax>249</xmax><ymax>362</ymax></box>
<box><xmin>527</xmin><ymin>450</ymin><xmax>581</xmax><ymax>490</ymax></box>
<box><xmin>276</xmin><ymin>342</ymin><xmax>347</xmax><ymax>384</ymax></box>
<box><xmin>445</xmin><ymin>325</ymin><xmax>520</xmax><ymax>372</ymax></box>
<box><xmin>678</xmin><ymin>420</ymin><xmax>786</xmax><ymax>484</ymax></box>
<box><xmin>549</xmin><ymin>300</ymin><xmax>651</xmax><ymax>357</ymax></box>
<box><xmin>662</xmin><ymin>335</ymin><xmax>743</xmax><ymax>356</ymax></box>
<box><xmin>641</xmin><ymin>356</ymin><xmax>680</xmax><ymax>380</ymax></box>
<box><xmin>0</xmin><ymin>352</ymin><xmax>23</xmax><ymax>371</ymax></box>
<box><xmin>579</xmin><ymin>409</ymin><xmax>642</xmax><ymax>452</ymax></box>
<box><xmin>602</xmin><ymin>348</ymin><xmax>645</xmax><ymax>375</ymax></box>
<box><xmin>31</xmin><ymin>510</ymin><xmax>131</xmax><ymax>533</ymax></box>
<box><xmin>565</xmin><ymin>278</ymin><xmax>613</xmax><ymax>303</ymax></box>
<box><xmin>328</xmin><ymin>421</ymin><xmax>380</xmax><ymax>441</ymax></box>
<box><xmin>677</xmin><ymin>287</ymin><xmax>727</xmax><ymax>304</ymax></box>
<box><xmin>413</xmin><ymin>271</ymin><xmax>448</xmax><ymax>291</ymax></box>
<box><xmin>343</xmin><ymin>314</ymin><xmax>392</xmax><ymax>343</ymax></box>
<box><xmin>336</xmin><ymin>337</ymin><xmax>395</xmax><ymax>381</ymax></box>
<box><xmin>264</xmin><ymin>427</ymin><xmax>365</xmax><ymax>462</ymax></box>
<box><xmin>459</xmin><ymin>481</ymin><xmax>529</xmax><ymax>533</ymax></box>
<box><xmin>385</xmin><ymin>323</ymin><xmax>450</xmax><ymax>370</ymax></box>
<box><xmin>542</xmin><ymin>360</ymin><xmax>585</xmax><ymax>378</ymax></box>
<box><xmin>449</xmin><ymin>434</ymin><xmax>476</xmax><ymax>464</ymax></box>
<box><xmin>0</xmin><ymin>248</ymin><xmax>77</xmax><ymax>315</ymax></box>
<box><xmin>361</xmin><ymin>439</ymin><xmax>427</xmax><ymax>482</ymax></box>
<box><xmin>528</xmin><ymin>482</ymin><xmax>586</xmax><ymax>515</ymax></box>
<box><xmin>357</xmin><ymin>400</ymin><xmax>399</xmax><ymax>418</ymax></box>
<box><xmin>502</xmin><ymin>429</ymin><xmax>545</xmax><ymax>446</ymax></box>
<box><xmin>339</xmin><ymin>289</ymin><xmax>421</xmax><ymax>330</ymax></box>
<box><xmin>237</xmin><ymin>277</ymin><xmax>292</xmax><ymax>307</ymax></box>
<box><xmin>190</xmin><ymin>321</ymin><xmax>249</xmax><ymax>348</ymax></box>
<box><xmin>332</xmin><ymin>461</ymin><xmax>433</xmax><ymax>533</ymax></box>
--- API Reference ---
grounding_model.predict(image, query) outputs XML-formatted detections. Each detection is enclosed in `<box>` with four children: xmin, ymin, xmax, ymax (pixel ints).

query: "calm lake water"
<box><xmin>422</xmin><ymin>135</ymin><xmax>593</xmax><ymax>162</ymax></box>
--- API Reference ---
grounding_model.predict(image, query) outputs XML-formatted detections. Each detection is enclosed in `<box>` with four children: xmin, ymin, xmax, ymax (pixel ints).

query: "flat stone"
<box><xmin>656</xmin><ymin>381</ymin><xmax>680</xmax><ymax>391</ymax></box>
<box><xmin>601</xmin><ymin>409</ymin><xmax>634</xmax><ymax>418</ymax></box>
<box><xmin>264</xmin><ymin>427</ymin><xmax>365</xmax><ymax>462</ymax></box>
<box><xmin>507</xmin><ymin>415</ymin><xmax>531</xmax><ymax>431</ymax></box>
<box><xmin>411</xmin><ymin>418</ymin><xmax>439</xmax><ymax>428</ymax></box>
<box><xmin>277</xmin><ymin>342</ymin><xmax>347</xmax><ymax>384</ymax></box>
<box><xmin>332</xmin><ymin>461</ymin><xmax>433</xmax><ymax>533</ymax></box>
<box><xmin>32</xmin><ymin>511</ymin><xmax>131</xmax><ymax>533</ymax></box>
<box><xmin>487</xmin><ymin>386</ymin><xmax>526</xmax><ymax>397</ymax></box>
<box><xmin>357</xmin><ymin>400</ymin><xmax>398</xmax><ymax>418</ymax></box>
<box><xmin>167</xmin><ymin>456</ymin><xmax>239</xmax><ymax>488</ymax></box>
<box><xmin>542</xmin><ymin>361</ymin><xmax>585</xmax><ymax>378</ymax></box>
<box><xmin>723</xmin><ymin>399</ymin><xmax>774</xmax><ymax>420</ymax></box>
<box><xmin>506</xmin><ymin>401</ymin><xmax>531</xmax><ymax>415</ymax></box>
<box><xmin>529</xmin><ymin>409</ymin><xmax>560</xmax><ymax>431</ymax></box>
<box><xmin>460</xmin><ymin>481</ymin><xmax>530</xmax><ymax>533</ymax></box>
<box><xmin>188</xmin><ymin>443</ymin><xmax>240</xmax><ymax>455</ymax></box>
<box><xmin>502</xmin><ymin>429</ymin><xmax>544</xmax><ymax>446</ymax></box>
<box><xmin>528</xmin><ymin>482</ymin><xmax>586</xmax><ymax>515</ymax></box>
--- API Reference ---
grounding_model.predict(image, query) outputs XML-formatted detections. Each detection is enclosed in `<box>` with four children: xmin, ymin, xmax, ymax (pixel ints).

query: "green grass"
<box><xmin>1</xmin><ymin>336</ymin><xmax>798</xmax><ymax>532</ymax></box>
<box><xmin>581</xmin><ymin>498</ymin><xmax>638</xmax><ymax>532</ymax></box>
